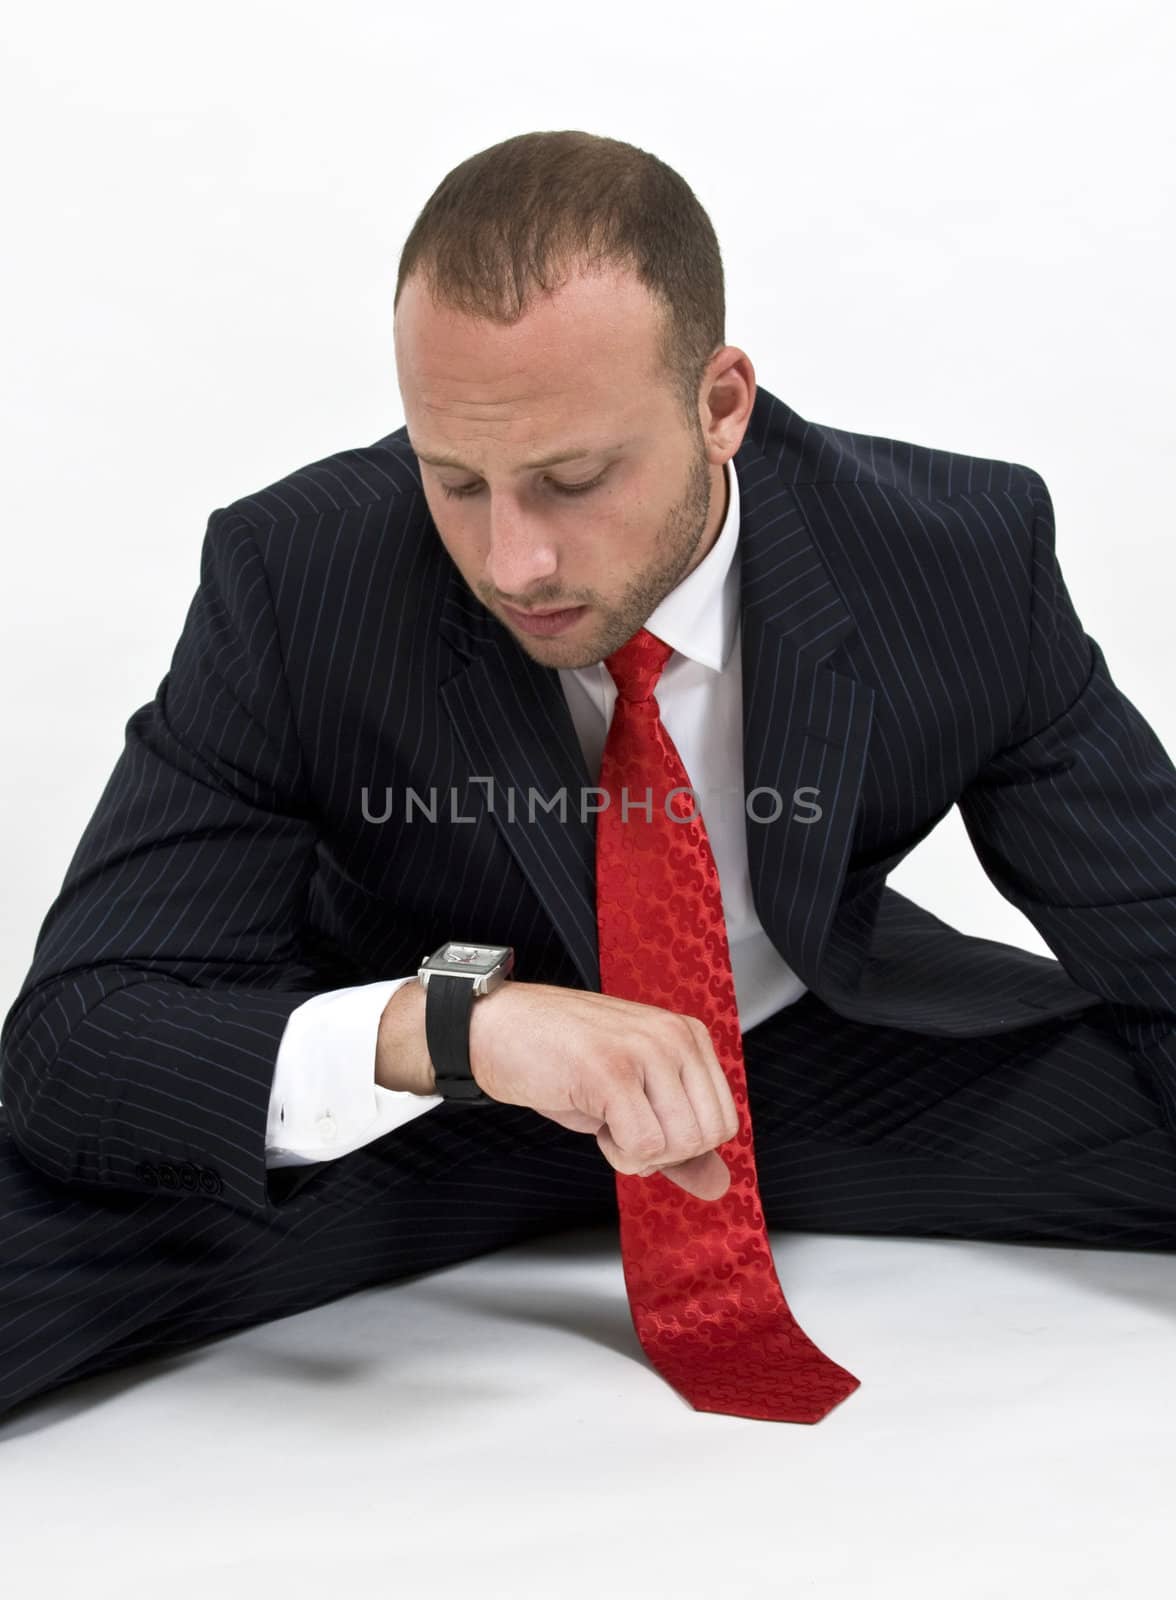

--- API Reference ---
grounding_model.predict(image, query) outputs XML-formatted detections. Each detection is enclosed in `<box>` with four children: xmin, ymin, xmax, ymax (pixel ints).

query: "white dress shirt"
<box><xmin>265</xmin><ymin>457</ymin><xmax>809</xmax><ymax>1165</ymax></box>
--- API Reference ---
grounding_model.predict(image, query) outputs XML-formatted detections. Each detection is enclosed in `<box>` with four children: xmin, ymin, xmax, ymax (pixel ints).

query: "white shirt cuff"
<box><xmin>266</xmin><ymin>977</ymin><xmax>443</xmax><ymax>1167</ymax></box>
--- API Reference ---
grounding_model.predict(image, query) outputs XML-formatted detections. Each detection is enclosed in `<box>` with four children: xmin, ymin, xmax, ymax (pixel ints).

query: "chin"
<box><xmin>525</xmin><ymin>630</ymin><xmax>608</xmax><ymax>671</ymax></box>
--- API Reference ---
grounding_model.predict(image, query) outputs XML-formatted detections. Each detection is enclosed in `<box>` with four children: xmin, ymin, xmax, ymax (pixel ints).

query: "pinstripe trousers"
<box><xmin>2</xmin><ymin>987</ymin><xmax>1175</xmax><ymax>1425</ymax></box>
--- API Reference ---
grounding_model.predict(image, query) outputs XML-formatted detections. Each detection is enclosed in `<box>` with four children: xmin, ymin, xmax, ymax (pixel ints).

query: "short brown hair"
<box><xmin>393</xmin><ymin>130</ymin><xmax>726</xmax><ymax>430</ymax></box>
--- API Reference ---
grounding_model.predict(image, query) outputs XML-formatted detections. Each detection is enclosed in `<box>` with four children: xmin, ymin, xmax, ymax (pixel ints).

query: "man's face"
<box><xmin>393</xmin><ymin>262</ymin><xmax>747</xmax><ymax>669</ymax></box>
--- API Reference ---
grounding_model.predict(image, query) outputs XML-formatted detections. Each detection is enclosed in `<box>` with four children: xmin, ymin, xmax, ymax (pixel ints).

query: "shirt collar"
<box><xmin>638</xmin><ymin>455</ymin><xmax>740</xmax><ymax>673</ymax></box>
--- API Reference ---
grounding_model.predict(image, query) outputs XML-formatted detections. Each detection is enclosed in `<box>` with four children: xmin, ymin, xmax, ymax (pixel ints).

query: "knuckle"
<box><xmin>603</xmin><ymin>1055</ymin><xmax>642</xmax><ymax>1089</ymax></box>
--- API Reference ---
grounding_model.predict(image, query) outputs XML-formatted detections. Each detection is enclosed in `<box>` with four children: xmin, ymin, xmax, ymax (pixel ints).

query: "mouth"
<box><xmin>501</xmin><ymin>602</ymin><xmax>589</xmax><ymax>636</ymax></box>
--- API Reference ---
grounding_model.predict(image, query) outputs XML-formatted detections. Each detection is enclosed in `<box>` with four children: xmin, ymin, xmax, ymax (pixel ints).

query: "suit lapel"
<box><xmin>438</xmin><ymin>628</ymin><xmax>602</xmax><ymax>993</ymax></box>
<box><xmin>737</xmin><ymin>460</ymin><xmax>876</xmax><ymax>994</ymax></box>
<box><xmin>435</xmin><ymin>400</ymin><xmax>876</xmax><ymax>999</ymax></box>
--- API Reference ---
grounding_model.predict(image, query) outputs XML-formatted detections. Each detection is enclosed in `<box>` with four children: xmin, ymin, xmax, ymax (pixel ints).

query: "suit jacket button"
<box><xmin>136</xmin><ymin>1162</ymin><xmax>158</xmax><ymax>1186</ymax></box>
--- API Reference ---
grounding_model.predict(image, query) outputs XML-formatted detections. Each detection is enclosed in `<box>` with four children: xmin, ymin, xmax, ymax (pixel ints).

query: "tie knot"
<box><xmin>603</xmin><ymin>627</ymin><xmax>673</xmax><ymax>703</ymax></box>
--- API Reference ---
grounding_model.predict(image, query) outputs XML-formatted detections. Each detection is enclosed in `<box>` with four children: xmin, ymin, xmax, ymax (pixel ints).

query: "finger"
<box><xmin>685</xmin><ymin>1017</ymin><xmax>740</xmax><ymax>1139</ymax></box>
<box><xmin>677</xmin><ymin>1049</ymin><xmax>737</xmax><ymax>1154</ymax></box>
<box><xmin>595</xmin><ymin>1070</ymin><xmax>671</xmax><ymax>1173</ymax></box>
<box><xmin>637</xmin><ymin>1050</ymin><xmax>705</xmax><ymax>1167</ymax></box>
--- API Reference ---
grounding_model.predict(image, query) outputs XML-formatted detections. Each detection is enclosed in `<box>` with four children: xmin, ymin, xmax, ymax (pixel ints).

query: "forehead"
<box><xmin>394</xmin><ymin>266</ymin><xmax>663</xmax><ymax>395</ymax></box>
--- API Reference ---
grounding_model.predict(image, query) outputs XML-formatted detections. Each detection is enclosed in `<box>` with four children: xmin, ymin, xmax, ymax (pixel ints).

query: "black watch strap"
<box><xmin>424</xmin><ymin>973</ymin><xmax>497</xmax><ymax>1104</ymax></box>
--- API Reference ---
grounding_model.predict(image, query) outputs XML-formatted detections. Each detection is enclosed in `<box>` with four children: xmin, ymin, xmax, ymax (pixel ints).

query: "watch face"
<box><xmin>437</xmin><ymin>942</ymin><xmax>510</xmax><ymax>975</ymax></box>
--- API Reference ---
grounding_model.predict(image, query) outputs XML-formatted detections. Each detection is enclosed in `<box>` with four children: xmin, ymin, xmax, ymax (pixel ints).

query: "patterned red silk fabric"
<box><xmin>595</xmin><ymin>626</ymin><xmax>861</xmax><ymax>1423</ymax></box>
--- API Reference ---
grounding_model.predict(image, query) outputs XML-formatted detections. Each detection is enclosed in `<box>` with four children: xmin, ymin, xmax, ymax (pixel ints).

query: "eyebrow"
<box><xmin>411</xmin><ymin>442</ymin><xmax>624</xmax><ymax>472</ymax></box>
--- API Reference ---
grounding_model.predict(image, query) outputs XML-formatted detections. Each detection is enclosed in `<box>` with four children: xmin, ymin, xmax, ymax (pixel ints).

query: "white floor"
<box><xmin>0</xmin><ymin>1220</ymin><xmax>1173</xmax><ymax>1599</ymax></box>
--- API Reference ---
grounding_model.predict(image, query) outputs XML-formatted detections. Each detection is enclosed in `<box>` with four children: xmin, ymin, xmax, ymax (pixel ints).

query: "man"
<box><xmin>3</xmin><ymin>130</ymin><xmax>1175</xmax><ymax>1423</ymax></box>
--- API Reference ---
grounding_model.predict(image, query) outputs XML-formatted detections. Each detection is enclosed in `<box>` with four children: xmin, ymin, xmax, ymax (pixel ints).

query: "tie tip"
<box><xmin>690</xmin><ymin>1370</ymin><xmax>861</xmax><ymax>1423</ymax></box>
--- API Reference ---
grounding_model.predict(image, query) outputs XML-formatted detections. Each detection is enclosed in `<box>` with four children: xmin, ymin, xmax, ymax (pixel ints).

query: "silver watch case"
<box><xmin>417</xmin><ymin>941</ymin><xmax>514</xmax><ymax>996</ymax></box>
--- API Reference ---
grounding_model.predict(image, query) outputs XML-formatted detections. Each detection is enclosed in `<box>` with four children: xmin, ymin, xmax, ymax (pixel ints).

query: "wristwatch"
<box><xmin>417</xmin><ymin>941</ymin><xmax>515</xmax><ymax>1103</ymax></box>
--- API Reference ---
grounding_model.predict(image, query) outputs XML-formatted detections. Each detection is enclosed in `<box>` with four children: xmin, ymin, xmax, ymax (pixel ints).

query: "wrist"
<box><xmin>467</xmin><ymin>976</ymin><xmax>512</xmax><ymax>1089</ymax></box>
<box><xmin>375</xmin><ymin>979</ymin><xmax>435</xmax><ymax>1096</ymax></box>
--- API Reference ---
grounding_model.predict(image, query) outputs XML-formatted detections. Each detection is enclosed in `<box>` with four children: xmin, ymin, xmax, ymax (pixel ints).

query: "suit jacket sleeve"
<box><xmin>0</xmin><ymin>509</ymin><xmax>338</xmax><ymax>1221</ymax></box>
<box><xmin>956</xmin><ymin>467</ymin><xmax>1176</xmax><ymax>1131</ymax></box>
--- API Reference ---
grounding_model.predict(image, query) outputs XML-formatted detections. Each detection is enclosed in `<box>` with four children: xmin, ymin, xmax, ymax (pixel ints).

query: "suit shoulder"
<box><xmin>802</xmin><ymin>417</ymin><xmax>1041</xmax><ymax>506</ymax></box>
<box><xmin>210</xmin><ymin>424</ymin><xmax>422</xmax><ymax>533</ymax></box>
<box><xmin>755</xmin><ymin>391</ymin><xmax>1042</xmax><ymax>506</ymax></box>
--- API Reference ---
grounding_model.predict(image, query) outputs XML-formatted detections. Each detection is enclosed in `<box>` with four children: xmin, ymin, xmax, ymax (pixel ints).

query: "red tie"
<box><xmin>594</xmin><ymin>626</ymin><xmax>861</xmax><ymax>1423</ymax></box>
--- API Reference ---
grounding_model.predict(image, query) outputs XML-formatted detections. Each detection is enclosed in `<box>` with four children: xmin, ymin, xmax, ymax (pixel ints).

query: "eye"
<box><xmin>439</xmin><ymin>472</ymin><xmax>607</xmax><ymax>501</ymax></box>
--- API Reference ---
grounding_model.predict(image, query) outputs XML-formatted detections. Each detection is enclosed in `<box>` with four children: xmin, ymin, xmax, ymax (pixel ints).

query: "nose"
<box><xmin>483</xmin><ymin>509</ymin><xmax>559</xmax><ymax>598</ymax></box>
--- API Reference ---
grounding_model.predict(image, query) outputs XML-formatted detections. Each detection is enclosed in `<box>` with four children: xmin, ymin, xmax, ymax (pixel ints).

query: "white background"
<box><xmin>1</xmin><ymin>4</ymin><xmax>1175</xmax><ymax>1594</ymax></box>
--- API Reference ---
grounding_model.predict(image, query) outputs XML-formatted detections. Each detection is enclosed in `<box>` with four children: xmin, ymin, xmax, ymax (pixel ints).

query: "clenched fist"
<box><xmin>467</xmin><ymin>980</ymin><xmax>741</xmax><ymax>1202</ymax></box>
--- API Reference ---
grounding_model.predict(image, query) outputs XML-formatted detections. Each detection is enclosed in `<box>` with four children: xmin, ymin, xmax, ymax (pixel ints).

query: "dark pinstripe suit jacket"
<box><xmin>4</xmin><ymin>383</ymin><xmax>1176</xmax><ymax>1220</ymax></box>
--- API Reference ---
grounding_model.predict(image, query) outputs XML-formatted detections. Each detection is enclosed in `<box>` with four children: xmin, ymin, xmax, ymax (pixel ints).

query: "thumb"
<box><xmin>642</xmin><ymin>1150</ymin><xmax>731</xmax><ymax>1202</ymax></box>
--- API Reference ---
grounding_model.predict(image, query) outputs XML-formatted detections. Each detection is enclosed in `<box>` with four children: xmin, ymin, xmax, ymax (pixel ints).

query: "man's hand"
<box><xmin>466</xmin><ymin>980</ymin><xmax>741</xmax><ymax>1202</ymax></box>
